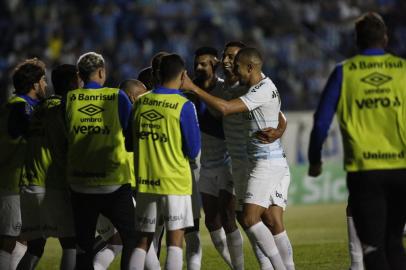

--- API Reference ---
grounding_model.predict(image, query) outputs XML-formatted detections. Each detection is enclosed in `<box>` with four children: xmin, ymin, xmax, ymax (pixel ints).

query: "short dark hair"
<box><xmin>159</xmin><ymin>54</ymin><xmax>185</xmax><ymax>84</ymax></box>
<box><xmin>151</xmin><ymin>51</ymin><xmax>170</xmax><ymax>85</ymax></box>
<box><xmin>355</xmin><ymin>12</ymin><xmax>387</xmax><ymax>50</ymax></box>
<box><xmin>224</xmin><ymin>41</ymin><xmax>247</xmax><ymax>49</ymax></box>
<box><xmin>137</xmin><ymin>67</ymin><xmax>154</xmax><ymax>90</ymax></box>
<box><xmin>51</xmin><ymin>64</ymin><xmax>78</xmax><ymax>96</ymax></box>
<box><xmin>119</xmin><ymin>79</ymin><xmax>144</xmax><ymax>91</ymax></box>
<box><xmin>13</xmin><ymin>58</ymin><xmax>46</xmax><ymax>95</ymax></box>
<box><xmin>236</xmin><ymin>47</ymin><xmax>263</xmax><ymax>64</ymax></box>
<box><xmin>194</xmin><ymin>46</ymin><xmax>218</xmax><ymax>58</ymax></box>
<box><xmin>77</xmin><ymin>52</ymin><xmax>105</xmax><ymax>82</ymax></box>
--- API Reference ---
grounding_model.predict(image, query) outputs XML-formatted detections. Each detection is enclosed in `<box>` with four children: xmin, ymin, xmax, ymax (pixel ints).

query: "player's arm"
<box><xmin>256</xmin><ymin>111</ymin><xmax>287</xmax><ymax>143</ymax></box>
<box><xmin>118</xmin><ymin>90</ymin><xmax>134</xmax><ymax>152</ymax></box>
<box><xmin>308</xmin><ymin>65</ymin><xmax>342</xmax><ymax>177</ymax></box>
<box><xmin>182</xmin><ymin>73</ymin><xmax>248</xmax><ymax>116</ymax></box>
<box><xmin>180</xmin><ymin>101</ymin><xmax>201</xmax><ymax>159</ymax></box>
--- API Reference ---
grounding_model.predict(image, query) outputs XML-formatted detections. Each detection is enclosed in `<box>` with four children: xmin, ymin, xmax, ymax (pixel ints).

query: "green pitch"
<box><xmin>37</xmin><ymin>203</ymin><xmax>350</xmax><ymax>269</ymax></box>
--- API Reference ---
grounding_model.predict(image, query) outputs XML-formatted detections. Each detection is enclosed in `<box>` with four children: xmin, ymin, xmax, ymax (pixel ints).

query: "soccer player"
<box><xmin>127</xmin><ymin>54</ymin><xmax>200</xmax><ymax>270</ymax></box>
<box><xmin>21</xmin><ymin>64</ymin><xmax>80</xmax><ymax>270</ymax></box>
<box><xmin>308</xmin><ymin>12</ymin><xmax>406</xmax><ymax>270</ymax></box>
<box><xmin>189</xmin><ymin>46</ymin><xmax>243</xmax><ymax>270</ymax></box>
<box><xmin>92</xmin><ymin>79</ymin><xmax>160</xmax><ymax>270</ymax></box>
<box><xmin>184</xmin><ymin>47</ymin><xmax>293</xmax><ymax>270</ymax></box>
<box><xmin>0</xmin><ymin>58</ymin><xmax>46</xmax><ymax>269</ymax></box>
<box><xmin>119</xmin><ymin>79</ymin><xmax>148</xmax><ymax>103</ymax></box>
<box><xmin>220</xmin><ymin>42</ymin><xmax>292</xmax><ymax>270</ymax></box>
<box><xmin>65</xmin><ymin>52</ymin><xmax>136</xmax><ymax>270</ymax></box>
<box><xmin>137</xmin><ymin>67</ymin><xmax>154</xmax><ymax>91</ymax></box>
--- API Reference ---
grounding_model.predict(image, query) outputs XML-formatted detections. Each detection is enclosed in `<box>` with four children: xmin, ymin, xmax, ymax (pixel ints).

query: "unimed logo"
<box><xmin>141</xmin><ymin>109</ymin><xmax>164</xmax><ymax>122</ymax></box>
<box><xmin>78</xmin><ymin>104</ymin><xmax>104</xmax><ymax>117</ymax></box>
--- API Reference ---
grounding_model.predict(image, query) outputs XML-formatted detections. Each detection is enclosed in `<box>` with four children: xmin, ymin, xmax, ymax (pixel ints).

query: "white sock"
<box><xmin>10</xmin><ymin>242</ymin><xmax>27</xmax><ymax>270</ymax></box>
<box><xmin>347</xmin><ymin>216</ymin><xmax>364</xmax><ymax>270</ymax></box>
<box><xmin>274</xmin><ymin>231</ymin><xmax>295</xmax><ymax>270</ymax></box>
<box><xmin>16</xmin><ymin>252</ymin><xmax>40</xmax><ymax>270</ymax></box>
<box><xmin>153</xmin><ymin>224</ymin><xmax>164</xmax><ymax>253</ymax></box>
<box><xmin>185</xmin><ymin>231</ymin><xmax>202</xmax><ymax>270</ymax></box>
<box><xmin>226</xmin><ymin>229</ymin><xmax>244</xmax><ymax>270</ymax></box>
<box><xmin>61</xmin><ymin>249</ymin><xmax>76</xmax><ymax>270</ymax></box>
<box><xmin>209</xmin><ymin>228</ymin><xmax>233</xmax><ymax>268</ymax></box>
<box><xmin>109</xmin><ymin>244</ymin><xmax>123</xmax><ymax>256</ymax></box>
<box><xmin>246</xmin><ymin>222</ymin><xmax>286</xmax><ymax>270</ymax></box>
<box><xmin>0</xmin><ymin>250</ymin><xmax>12</xmax><ymax>270</ymax></box>
<box><xmin>145</xmin><ymin>242</ymin><xmax>161</xmax><ymax>270</ymax></box>
<box><xmin>94</xmin><ymin>247</ymin><xmax>115</xmax><ymax>270</ymax></box>
<box><xmin>129</xmin><ymin>248</ymin><xmax>146</xmax><ymax>270</ymax></box>
<box><xmin>251</xmin><ymin>242</ymin><xmax>274</xmax><ymax>270</ymax></box>
<box><xmin>165</xmin><ymin>246</ymin><xmax>183</xmax><ymax>270</ymax></box>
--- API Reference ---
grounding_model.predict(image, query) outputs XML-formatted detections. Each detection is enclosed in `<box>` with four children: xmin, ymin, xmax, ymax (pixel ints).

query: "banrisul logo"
<box><xmin>141</xmin><ymin>109</ymin><xmax>164</xmax><ymax>122</ymax></box>
<box><xmin>360</xmin><ymin>72</ymin><xmax>392</xmax><ymax>87</ymax></box>
<box><xmin>78</xmin><ymin>104</ymin><xmax>104</xmax><ymax>117</ymax></box>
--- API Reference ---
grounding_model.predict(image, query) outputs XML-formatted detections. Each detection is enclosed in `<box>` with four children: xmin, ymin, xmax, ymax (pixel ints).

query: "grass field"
<box><xmin>37</xmin><ymin>203</ymin><xmax>351</xmax><ymax>270</ymax></box>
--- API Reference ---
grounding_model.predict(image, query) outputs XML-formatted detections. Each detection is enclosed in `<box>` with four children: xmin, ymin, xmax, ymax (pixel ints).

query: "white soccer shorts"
<box><xmin>96</xmin><ymin>214</ymin><xmax>117</xmax><ymax>241</ymax></box>
<box><xmin>235</xmin><ymin>158</ymin><xmax>289</xmax><ymax>211</ymax></box>
<box><xmin>0</xmin><ymin>192</ymin><xmax>21</xmax><ymax>237</ymax></box>
<box><xmin>269</xmin><ymin>165</ymin><xmax>290</xmax><ymax>210</ymax></box>
<box><xmin>198</xmin><ymin>164</ymin><xmax>234</xmax><ymax>197</ymax></box>
<box><xmin>135</xmin><ymin>193</ymin><xmax>194</xmax><ymax>233</ymax></box>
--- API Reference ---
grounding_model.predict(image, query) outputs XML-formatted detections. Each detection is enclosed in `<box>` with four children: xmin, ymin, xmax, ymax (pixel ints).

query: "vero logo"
<box><xmin>360</xmin><ymin>72</ymin><xmax>392</xmax><ymax>87</ymax></box>
<box><xmin>141</xmin><ymin>109</ymin><xmax>164</xmax><ymax>122</ymax></box>
<box><xmin>78</xmin><ymin>104</ymin><xmax>104</xmax><ymax>116</ymax></box>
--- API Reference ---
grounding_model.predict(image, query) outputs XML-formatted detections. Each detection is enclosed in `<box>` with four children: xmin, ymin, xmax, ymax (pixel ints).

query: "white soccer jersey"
<box><xmin>239</xmin><ymin>77</ymin><xmax>285</xmax><ymax>161</ymax></box>
<box><xmin>222</xmin><ymin>82</ymin><xmax>250</xmax><ymax>162</ymax></box>
<box><xmin>199</xmin><ymin>79</ymin><xmax>231</xmax><ymax>170</ymax></box>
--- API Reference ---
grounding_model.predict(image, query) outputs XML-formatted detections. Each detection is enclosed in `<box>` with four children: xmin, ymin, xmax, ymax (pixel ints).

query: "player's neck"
<box><xmin>201</xmin><ymin>76</ymin><xmax>217</xmax><ymax>91</ymax></box>
<box><xmin>26</xmin><ymin>89</ymin><xmax>39</xmax><ymax>101</ymax></box>
<box><xmin>249</xmin><ymin>72</ymin><xmax>265</xmax><ymax>87</ymax></box>
<box><xmin>225</xmin><ymin>74</ymin><xmax>239</xmax><ymax>86</ymax></box>
<box><xmin>162</xmin><ymin>81</ymin><xmax>180</xmax><ymax>90</ymax></box>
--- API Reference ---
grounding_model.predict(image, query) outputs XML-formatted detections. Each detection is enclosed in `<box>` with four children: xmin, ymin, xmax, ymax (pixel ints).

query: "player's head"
<box><xmin>234</xmin><ymin>47</ymin><xmax>263</xmax><ymax>86</ymax></box>
<box><xmin>13</xmin><ymin>58</ymin><xmax>47</xmax><ymax>99</ymax></box>
<box><xmin>137</xmin><ymin>67</ymin><xmax>154</xmax><ymax>90</ymax></box>
<box><xmin>119</xmin><ymin>79</ymin><xmax>147</xmax><ymax>103</ymax></box>
<box><xmin>159</xmin><ymin>54</ymin><xmax>186</xmax><ymax>89</ymax></box>
<box><xmin>194</xmin><ymin>46</ymin><xmax>219</xmax><ymax>82</ymax></box>
<box><xmin>51</xmin><ymin>64</ymin><xmax>80</xmax><ymax>96</ymax></box>
<box><xmin>151</xmin><ymin>51</ymin><xmax>170</xmax><ymax>87</ymax></box>
<box><xmin>355</xmin><ymin>12</ymin><xmax>388</xmax><ymax>51</ymax></box>
<box><xmin>77</xmin><ymin>52</ymin><xmax>106</xmax><ymax>85</ymax></box>
<box><xmin>222</xmin><ymin>41</ymin><xmax>247</xmax><ymax>78</ymax></box>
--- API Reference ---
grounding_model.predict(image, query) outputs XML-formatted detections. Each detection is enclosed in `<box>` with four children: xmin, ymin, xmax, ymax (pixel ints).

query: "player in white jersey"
<box><xmin>221</xmin><ymin>42</ymin><xmax>292</xmax><ymax>270</ymax></box>
<box><xmin>188</xmin><ymin>46</ymin><xmax>244</xmax><ymax>270</ymax></box>
<box><xmin>183</xmin><ymin>47</ymin><xmax>295</xmax><ymax>270</ymax></box>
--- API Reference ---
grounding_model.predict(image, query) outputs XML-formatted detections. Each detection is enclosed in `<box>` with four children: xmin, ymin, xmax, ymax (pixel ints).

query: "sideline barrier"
<box><xmin>282</xmin><ymin>112</ymin><xmax>347</xmax><ymax>205</ymax></box>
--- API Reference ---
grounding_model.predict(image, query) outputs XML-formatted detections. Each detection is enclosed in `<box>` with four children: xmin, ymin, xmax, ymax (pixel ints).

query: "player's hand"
<box><xmin>308</xmin><ymin>162</ymin><xmax>322</xmax><ymax>177</ymax></box>
<box><xmin>181</xmin><ymin>72</ymin><xmax>197</xmax><ymax>92</ymax></box>
<box><xmin>256</xmin><ymin>127</ymin><xmax>282</xmax><ymax>143</ymax></box>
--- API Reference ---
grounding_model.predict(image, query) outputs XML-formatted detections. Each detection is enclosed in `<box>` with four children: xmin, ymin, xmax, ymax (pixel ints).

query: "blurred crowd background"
<box><xmin>1</xmin><ymin>0</ymin><xmax>405</xmax><ymax>109</ymax></box>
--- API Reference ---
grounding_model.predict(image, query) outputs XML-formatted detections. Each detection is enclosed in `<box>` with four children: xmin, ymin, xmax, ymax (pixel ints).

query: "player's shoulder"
<box><xmin>248</xmin><ymin>77</ymin><xmax>276</xmax><ymax>94</ymax></box>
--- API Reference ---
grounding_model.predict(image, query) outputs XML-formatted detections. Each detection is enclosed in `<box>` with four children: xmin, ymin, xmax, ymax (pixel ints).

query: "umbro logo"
<box><xmin>141</xmin><ymin>109</ymin><xmax>164</xmax><ymax>122</ymax></box>
<box><xmin>78</xmin><ymin>104</ymin><xmax>104</xmax><ymax>116</ymax></box>
<box><xmin>361</xmin><ymin>72</ymin><xmax>392</xmax><ymax>87</ymax></box>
